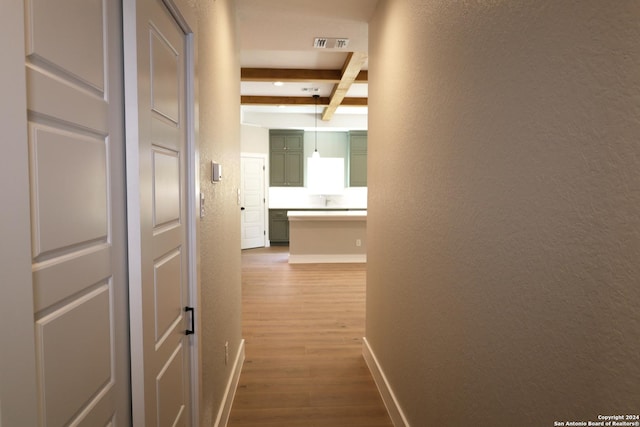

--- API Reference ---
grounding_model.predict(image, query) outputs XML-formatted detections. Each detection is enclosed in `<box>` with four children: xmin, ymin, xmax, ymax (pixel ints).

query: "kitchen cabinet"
<box><xmin>349</xmin><ymin>131</ymin><xmax>367</xmax><ymax>187</ymax></box>
<box><xmin>270</xmin><ymin>130</ymin><xmax>304</xmax><ymax>187</ymax></box>
<box><xmin>268</xmin><ymin>209</ymin><xmax>290</xmax><ymax>244</ymax></box>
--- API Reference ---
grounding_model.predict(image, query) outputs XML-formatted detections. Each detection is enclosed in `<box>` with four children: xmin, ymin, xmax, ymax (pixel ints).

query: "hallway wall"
<box><xmin>366</xmin><ymin>1</ymin><xmax>640</xmax><ymax>425</ymax></box>
<box><xmin>196</xmin><ymin>0</ymin><xmax>243</xmax><ymax>424</ymax></box>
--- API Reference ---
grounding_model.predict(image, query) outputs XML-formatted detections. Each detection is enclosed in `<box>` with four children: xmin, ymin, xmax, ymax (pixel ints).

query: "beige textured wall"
<box><xmin>366</xmin><ymin>1</ymin><xmax>640</xmax><ymax>426</ymax></box>
<box><xmin>240</xmin><ymin>124</ymin><xmax>269</xmax><ymax>154</ymax></box>
<box><xmin>196</xmin><ymin>0</ymin><xmax>242</xmax><ymax>424</ymax></box>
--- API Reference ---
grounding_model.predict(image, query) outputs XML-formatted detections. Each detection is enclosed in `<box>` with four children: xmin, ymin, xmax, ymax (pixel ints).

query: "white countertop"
<box><xmin>270</xmin><ymin>206</ymin><xmax>367</xmax><ymax>210</ymax></box>
<box><xmin>287</xmin><ymin>210</ymin><xmax>367</xmax><ymax>221</ymax></box>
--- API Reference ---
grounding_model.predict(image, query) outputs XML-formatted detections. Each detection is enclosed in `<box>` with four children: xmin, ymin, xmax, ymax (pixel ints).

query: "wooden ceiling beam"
<box><xmin>241</xmin><ymin>68</ymin><xmax>368</xmax><ymax>83</ymax></box>
<box><xmin>322</xmin><ymin>52</ymin><xmax>368</xmax><ymax>121</ymax></box>
<box><xmin>241</xmin><ymin>96</ymin><xmax>367</xmax><ymax>106</ymax></box>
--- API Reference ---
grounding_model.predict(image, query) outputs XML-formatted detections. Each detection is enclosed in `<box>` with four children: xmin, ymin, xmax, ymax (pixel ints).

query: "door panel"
<box><xmin>153</xmin><ymin>148</ymin><xmax>181</xmax><ymax>226</ymax></box>
<box><xmin>27</xmin><ymin>0</ymin><xmax>105</xmax><ymax>90</ymax></box>
<box><xmin>128</xmin><ymin>0</ymin><xmax>192</xmax><ymax>424</ymax></box>
<box><xmin>35</xmin><ymin>286</ymin><xmax>111</xmax><ymax>426</ymax></box>
<box><xmin>157</xmin><ymin>345</ymin><xmax>187</xmax><ymax>427</ymax></box>
<box><xmin>25</xmin><ymin>0</ymin><xmax>129</xmax><ymax>426</ymax></box>
<box><xmin>150</xmin><ymin>27</ymin><xmax>180</xmax><ymax>122</ymax></box>
<box><xmin>154</xmin><ymin>249</ymin><xmax>183</xmax><ymax>343</ymax></box>
<box><xmin>29</xmin><ymin>124</ymin><xmax>108</xmax><ymax>255</ymax></box>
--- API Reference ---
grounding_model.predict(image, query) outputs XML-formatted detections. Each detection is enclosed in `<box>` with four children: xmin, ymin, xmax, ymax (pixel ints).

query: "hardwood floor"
<box><xmin>228</xmin><ymin>246</ymin><xmax>393</xmax><ymax>427</ymax></box>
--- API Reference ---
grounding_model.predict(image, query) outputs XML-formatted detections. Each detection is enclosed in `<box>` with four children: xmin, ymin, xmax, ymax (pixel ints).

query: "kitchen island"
<box><xmin>287</xmin><ymin>210</ymin><xmax>366</xmax><ymax>264</ymax></box>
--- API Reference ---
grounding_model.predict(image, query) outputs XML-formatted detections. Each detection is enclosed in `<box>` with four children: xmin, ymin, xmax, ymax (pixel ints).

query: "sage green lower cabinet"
<box><xmin>269</xmin><ymin>209</ymin><xmax>289</xmax><ymax>244</ymax></box>
<box><xmin>349</xmin><ymin>131</ymin><xmax>367</xmax><ymax>187</ymax></box>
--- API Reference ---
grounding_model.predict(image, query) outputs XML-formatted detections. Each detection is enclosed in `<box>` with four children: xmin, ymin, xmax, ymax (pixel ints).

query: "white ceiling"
<box><xmin>236</xmin><ymin>0</ymin><xmax>378</xmax><ymax>130</ymax></box>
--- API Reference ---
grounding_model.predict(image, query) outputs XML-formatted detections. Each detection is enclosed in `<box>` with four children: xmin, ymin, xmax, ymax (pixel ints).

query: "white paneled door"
<box><xmin>241</xmin><ymin>156</ymin><xmax>267</xmax><ymax>249</ymax></box>
<box><xmin>24</xmin><ymin>0</ymin><xmax>130</xmax><ymax>425</ymax></box>
<box><xmin>125</xmin><ymin>0</ymin><xmax>195</xmax><ymax>425</ymax></box>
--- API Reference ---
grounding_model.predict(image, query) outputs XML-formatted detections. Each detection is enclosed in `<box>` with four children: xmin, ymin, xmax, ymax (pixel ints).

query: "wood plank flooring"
<box><xmin>228</xmin><ymin>246</ymin><xmax>393</xmax><ymax>427</ymax></box>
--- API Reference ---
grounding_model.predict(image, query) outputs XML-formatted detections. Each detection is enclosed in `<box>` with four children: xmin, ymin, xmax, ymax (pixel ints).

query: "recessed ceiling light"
<box><xmin>273</xmin><ymin>81</ymin><xmax>284</xmax><ymax>87</ymax></box>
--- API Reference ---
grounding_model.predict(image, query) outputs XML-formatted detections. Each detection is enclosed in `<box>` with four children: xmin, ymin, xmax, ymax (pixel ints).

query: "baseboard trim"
<box><xmin>214</xmin><ymin>339</ymin><xmax>245</xmax><ymax>427</ymax></box>
<box><xmin>362</xmin><ymin>337</ymin><xmax>410</xmax><ymax>427</ymax></box>
<box><xmin>288</xmin><ymin>254</ymin><xmax>366</xmax><ymax>264</ymax></box>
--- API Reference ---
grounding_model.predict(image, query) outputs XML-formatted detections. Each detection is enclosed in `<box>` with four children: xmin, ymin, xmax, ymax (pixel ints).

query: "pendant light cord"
<box><xmin>313</xmin><ymin>94</ymin><xmax>319</xmax><ymax>154</ymax></box>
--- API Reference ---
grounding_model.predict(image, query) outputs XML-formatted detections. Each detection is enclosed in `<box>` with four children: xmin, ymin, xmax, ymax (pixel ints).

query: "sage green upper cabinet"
<box><xmin>270</xmin><ymin>130</ymin><xmax>304</xmax><ymax>187</ymax></box>
<box><xmin>349</xmin><ymin>131</ymin><xmax>367</xmax><ymax>187</ymax></box>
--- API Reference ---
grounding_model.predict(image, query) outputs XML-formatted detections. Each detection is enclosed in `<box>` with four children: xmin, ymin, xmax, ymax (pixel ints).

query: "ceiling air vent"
<box><xmin>313</xmin><ymin>37</ymin><xmax>349</xmax><ymax>49</ymax></box>
<box><xmin>335</xmin><ymin>39</ymin><xmax>349</xmax><ymax>49</ymax></box>
<box><xmin>314</xmin><ymin>38</ymin><xmax>328</xmax><ymax>48</ymax></box>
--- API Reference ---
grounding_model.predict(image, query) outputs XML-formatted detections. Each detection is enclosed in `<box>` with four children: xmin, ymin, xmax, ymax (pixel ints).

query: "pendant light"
<box><xmin>312</xmin><ymin>94</ymin><xmax>320</xmax><ymax>158</ymax></box>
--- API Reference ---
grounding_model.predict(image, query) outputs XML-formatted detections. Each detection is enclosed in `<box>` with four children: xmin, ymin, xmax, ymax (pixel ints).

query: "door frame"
<box><xmin>241</xmin><ymin>153</ymin><xmax>269</xmax><ymax>249</ymax></box>
<box><xmin>0</xmin><ymin>1</ymin><xmax>39</xmax><ymax>424</ymax></box>
<box><xmin>123</xmin><ymin>0</ymin><xmax>201</xmax><ymax>425</ymax></box>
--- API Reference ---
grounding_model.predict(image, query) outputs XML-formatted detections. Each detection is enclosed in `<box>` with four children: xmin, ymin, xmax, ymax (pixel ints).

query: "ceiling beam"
<box><xmin>241</xmin><ymin>96</ymin><xmax>367</xmax><ymax>106</ymax></box>
<box><xmin>241</xmin><ymin>68</ymin><xmax>368</xmax><ymax>83</ymax></box>
<box><xmin>322</xmin><ymin>52</ymin><xmax>368</xmax><ymax>121</ymax></box>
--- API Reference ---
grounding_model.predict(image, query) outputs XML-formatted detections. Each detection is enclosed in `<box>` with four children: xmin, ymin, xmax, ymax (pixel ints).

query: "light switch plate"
<box><xmin>212</xmin><ymin>161</ymin><xmax>222</xmax><ymax>182</ymax></box>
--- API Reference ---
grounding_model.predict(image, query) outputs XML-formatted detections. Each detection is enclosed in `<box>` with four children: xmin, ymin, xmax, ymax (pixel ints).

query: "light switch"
<box><xmin>212</xmin><ymin>161</ymin><xmax>222</xmax><ymax>182</ymax></box>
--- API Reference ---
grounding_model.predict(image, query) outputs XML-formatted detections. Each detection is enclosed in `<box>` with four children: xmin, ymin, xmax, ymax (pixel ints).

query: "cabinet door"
<box><xmin>270</xmin><ymin>150</ymin><xmax>287</xmax><ymax>186</ymax></box>
<box><xmin>270</xmin><ymin>134</ymin><xmax>286</xmax><ymax>151</ymax></box>
<box><xmin>350</xmin><ymin>151</ymin><xmax>368</xmax><ymax>187</ymax></box>
<box><xmin>349</xmin><ymin>132</ymin><xmax>368</xmax><ymax>187</ymax></box>
<box><xmin>285</xmin><ymin>134</ymin><xmax>304</xmax><ymax>151</ymax></box>
<box><xmin>350</xmin><ymin>134</ymin><xmax>368</xmax><ymax>152</ymax></box>
<box><xmin>269</xmin><ymin>210</ymin><xmax>289</xmax><ymax>243</ymax></box>
<box><xmin>285</xmin><ymin>150</ymin><xmax>304</xmax><ymax>187</ymax></box>
<box><xmin>269</xmin><ymin>219</ymin><xmax>289</xmax><ymax>242</ymax></box>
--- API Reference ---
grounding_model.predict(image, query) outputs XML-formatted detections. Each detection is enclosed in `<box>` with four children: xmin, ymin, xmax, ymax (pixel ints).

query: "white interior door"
<box><xmin>23</xmin><ymin>0</ymin><xmax>130</xmax><ymax>425</ymax></box>
<box><xmin>241</xmin><ymin>156</ymin><xmax>267</xmax><ymax>249</ymax></box>
<box><xmin>125</xmin><ymin>0</ymin><xmax>194</xmax><ymax>425</ymax></box>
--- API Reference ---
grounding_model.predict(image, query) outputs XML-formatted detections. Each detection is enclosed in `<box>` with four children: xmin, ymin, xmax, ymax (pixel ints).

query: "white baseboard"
<box><xmin>214</xmin><ymin>339</ymin><xmax>245</xmax><ymax>427</ymax></box>
<box><xmin>362</xmin><ymin>337</ymin><xmax>410</xmax><ymax>427</ymax></box>
<box><xmin>288</xmin><ymin>254</ymin><xmax>366</xmax><ymax>264</ymax></box>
